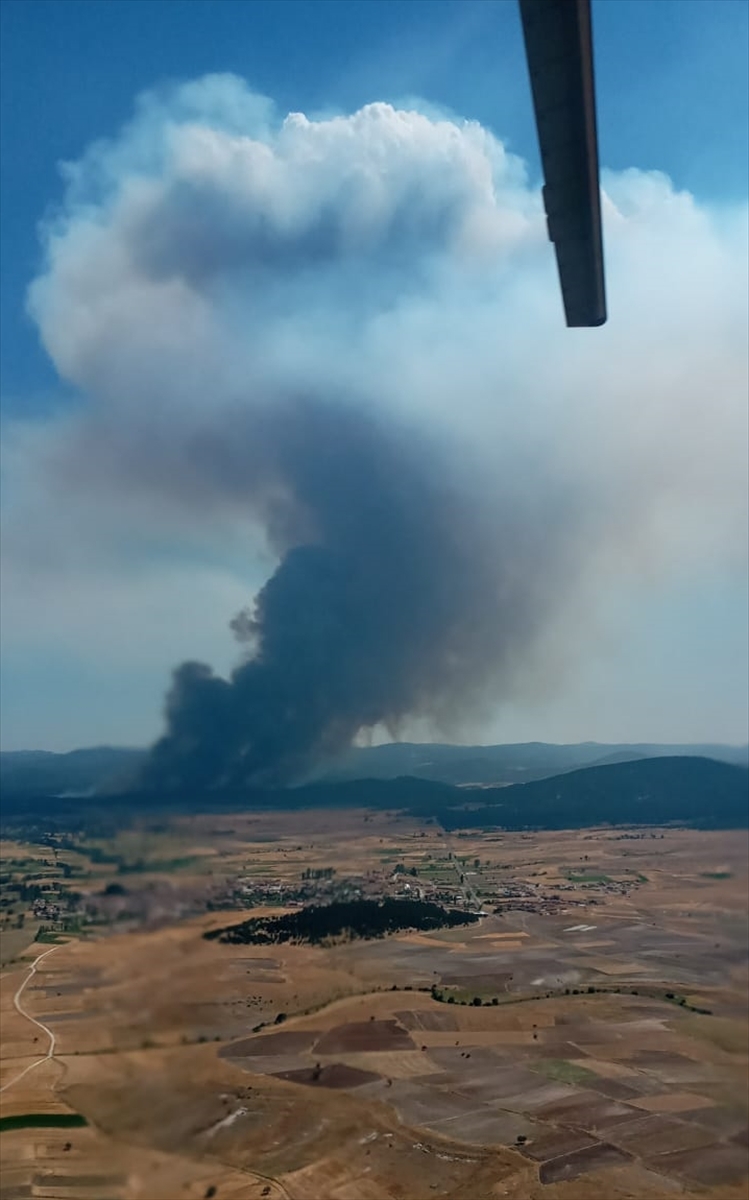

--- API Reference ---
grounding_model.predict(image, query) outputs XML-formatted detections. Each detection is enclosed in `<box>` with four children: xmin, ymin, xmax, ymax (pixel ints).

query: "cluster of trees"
<box><xmin>204</xmin><ymin>898</ymin><xmax>479</xmax><ymax>946</ymax></box>
<box><xmin>430</xmin><ymin>984</ymin><xmax>500</xmax><ymax>1007</ymax></box>
<box><xmin>3</xmin><ymin>881</ymin><xmax>46</xmax><ymax>903</ymax></box>
<box><xmin>429</xmin><ymin>980</ymin><xmax>713</xmax><ymax>1016</ymax></box>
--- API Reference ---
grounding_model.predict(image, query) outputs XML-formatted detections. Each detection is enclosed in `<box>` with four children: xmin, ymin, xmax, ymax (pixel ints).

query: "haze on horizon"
<box><xmin>1</xmin><ymin>0</ymin><xmax>747</xmax><ymax>757</ymax></box>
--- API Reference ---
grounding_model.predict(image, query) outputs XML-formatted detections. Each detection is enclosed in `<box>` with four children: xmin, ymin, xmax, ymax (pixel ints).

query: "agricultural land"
<box><xmin>1</xmin><ymin>804</ymin><xmax>747</xmax><ymax>1199</ymax></box>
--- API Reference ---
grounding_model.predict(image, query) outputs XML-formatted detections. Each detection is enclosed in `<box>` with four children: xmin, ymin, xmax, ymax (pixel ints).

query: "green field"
<box><xmin>0</xmin><ymin>1112</ymin><xmax>88</xmax><ymax>1132</ymax></box>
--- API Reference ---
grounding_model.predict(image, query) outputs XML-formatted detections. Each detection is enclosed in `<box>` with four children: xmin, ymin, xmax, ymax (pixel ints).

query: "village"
<box><xmin>208</xmin><ymin>851</ymin><xmax>644</xmax><ymax>924</ymax></box>
<box><xmin>1</xmin><ymin>825</ymin><xmax>647</xmax><ymax>949</ymax></box>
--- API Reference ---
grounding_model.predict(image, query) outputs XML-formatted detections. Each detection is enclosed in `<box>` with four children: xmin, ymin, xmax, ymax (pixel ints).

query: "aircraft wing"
<box><xmin>519</xmin><ymin>0</ymin><xmax>607</xmax><ymax>327</ymax></box>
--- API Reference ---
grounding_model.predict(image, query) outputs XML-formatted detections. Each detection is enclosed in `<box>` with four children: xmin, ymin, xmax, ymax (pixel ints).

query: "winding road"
<box><xmin>0</xmin><ymin>943</ymin><xmax>63</xmax><ymax>1095</ymax></box>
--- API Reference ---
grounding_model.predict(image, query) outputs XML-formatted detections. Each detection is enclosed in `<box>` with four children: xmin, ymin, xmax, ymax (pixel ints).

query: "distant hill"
<box><xmin>314</xmin><ymin>740</ymin><xmax>749</xmax><ymax>785</ymax></box>
<box><xmin>0</xmin><ymin>746</ymin><xmax>146</xmax><ymax>796</ymax></box>
<box><xmin>1</xmin><ymin>739</ymin><xmax>747</xmax><ymax>796</ymax></box>
<box><xmin>1</xmin><ymin>753</ymin><xmax>746</xmax><ymax>836</ymax></box>
<box><xmin>429</xmin><ymin>756</ymin><xmax>749</xmax><ymax>831</ymax></box>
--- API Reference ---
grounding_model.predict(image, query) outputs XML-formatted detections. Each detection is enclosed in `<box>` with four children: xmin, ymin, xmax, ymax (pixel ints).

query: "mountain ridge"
<box><xmin>1</xmin><ymin>740</ymin><xmax>747</xmax><ymax>795</ymax></box>
<box><xmin>1</xmin><ymin>755</ymin><xmax>746</xmax><ymax>836</ymax></box>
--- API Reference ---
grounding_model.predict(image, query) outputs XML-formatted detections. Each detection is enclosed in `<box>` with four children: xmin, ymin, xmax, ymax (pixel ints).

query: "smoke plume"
<box><xmin>8</xmin><ymin>74</ymin><xmax>747</xmax><ymax>770</ymax></box>
<box><xmin>142</xmin><ymin>395</ymin><xmax>581</xmax><ymax>788</ymax></box>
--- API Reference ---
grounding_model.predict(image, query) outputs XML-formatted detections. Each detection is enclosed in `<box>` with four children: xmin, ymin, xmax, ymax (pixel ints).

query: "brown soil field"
<box><xmin>1</xmin><ymin>818</ymin><xmax>747</xmax><ymax>1198</ymax></box>
<box><xmin>314</xmin><ymin>1020</ymin><xmax>416</xmax><ymax>1054</ymax></box>
<box><xmin>223</xmin><ymin>1031</ymin><xmax>319</xmax><ymax>1056</ymax></box>
<box><xmin>274</xmin><ymin>1063</ymin><xmax>381</xmax><ymax>1089</ymax></box>
<box><xmin>393</xmin><ymin>1008</ymin><xmax>458</xmax><ymax>1031</ymax></box>
<box><xmin>650</xmin><ymin>1142</ymin><xmax>749</xmax><ymax>1187</ymax></box>
<box><xmin>632</xmin><ymin>1090</ymin><xmax>718</xmax><ymax>1112</ymax></box>
<box><xmin>522</xmin><ymin>1128</ymin><xmax>599</xmax><ymax>1162</ymax></box>
<box><xmin>539</xmin><ymin>1141</ymin><xmax>633</xmax><ymax>1184</ymax></box>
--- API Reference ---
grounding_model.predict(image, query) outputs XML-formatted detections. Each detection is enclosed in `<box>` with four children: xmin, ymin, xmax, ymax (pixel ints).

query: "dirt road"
<box><xmin>0</xmin><ymin>942</ymin><xmax>63</xmax><ymax>1095</ymax></box>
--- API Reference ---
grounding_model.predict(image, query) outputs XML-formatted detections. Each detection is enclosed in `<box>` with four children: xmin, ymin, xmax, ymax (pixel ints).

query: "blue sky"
<box><xmin>2</xmin><ymin>0</ymin><xmax>747</xmax><ymax>402</ymax></box>
<box><xmin>1</xmin><ymin>0</ymin><xmax>747</xmax><ymax>750</ymax></box>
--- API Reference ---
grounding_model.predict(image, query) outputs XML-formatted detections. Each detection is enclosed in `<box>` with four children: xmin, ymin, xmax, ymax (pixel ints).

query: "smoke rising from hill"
<box><xmin>9</xmin><ymin>74</ymin><xmax>747</xmax><ymax>774</ymax></box>
<box><xmin>141</xmin><ymin>396</ymin><xmax>581</xmax><ymax>787</ymax></box>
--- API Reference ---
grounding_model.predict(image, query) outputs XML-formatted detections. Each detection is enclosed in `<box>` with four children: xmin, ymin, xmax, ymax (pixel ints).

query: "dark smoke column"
<box><xmin>140</xmin><ymin>396</ymin><xmax>524</xmax><ymax>791</ymax></box>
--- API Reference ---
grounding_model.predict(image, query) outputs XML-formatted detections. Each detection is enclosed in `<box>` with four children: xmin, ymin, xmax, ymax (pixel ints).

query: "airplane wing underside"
<box><xmin>519</xmin><ymin>0</ymin><xmax>607</xmax><ymax>327</ymax></box>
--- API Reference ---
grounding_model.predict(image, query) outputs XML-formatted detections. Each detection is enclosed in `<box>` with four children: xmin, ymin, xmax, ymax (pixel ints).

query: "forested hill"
<box><xmin>316</xmin><ymin>740</ymin><xmax>749</xmax><ymax>784</ymax></box>
<box><xmin>205</xmin><ymin>899</ymin><xmax>480</xmax><ymax>946</ymax></box>
<box><xmin>2</xmin><ymin>740</ymin><xmax>747</xmax><ymax>796</ymax></box>
<box><xmin>430</xmin><ymin>755</ymin><xmax>749</xmax><ymax>831</ymax></box>
<box><xmin>0</xmin><ymin>747</ymin><xmax>145</xmax><ymax>795</ymax></box>
<box><xmin>1</xmin><ymin>754</ymin><xmax>746</xmax><ymax>836</ymax></box>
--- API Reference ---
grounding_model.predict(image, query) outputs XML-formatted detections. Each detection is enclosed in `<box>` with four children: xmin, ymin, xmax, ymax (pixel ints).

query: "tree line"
<box><xmin>204</xmin><ymin>898</ymin><xmax>479</xmax><ymax>946</ymax></box>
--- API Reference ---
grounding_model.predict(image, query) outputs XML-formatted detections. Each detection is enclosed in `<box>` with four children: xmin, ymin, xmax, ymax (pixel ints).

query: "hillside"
<box><xmin>431</xmin><ymin>755</ymin><xmax>749</xmax><ymax>831</ymax></box>
<box><xmin>2</xmin><ymin>740</ymin><xmax>746</xmax><ymax>796</ymax></box>
<box><xmin>316</xmin><ymin>740</ymin><xmax>749</xmax><ymax>784</ymax></box>
<box><xmin>1</xmin><ymin>755</ymin><xmax>746</xmax><ymax>837</ymax></box>
<box><xmin>0</xmin><ymin>746</ymin><xmax>146</xmax><ymax>795</ymax></box>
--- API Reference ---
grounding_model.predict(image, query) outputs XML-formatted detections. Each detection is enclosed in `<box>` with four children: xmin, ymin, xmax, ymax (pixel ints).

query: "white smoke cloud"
<box><xmin>3</xmin><ymin>74</ymin><xmax>747</xmax><ymax>750</ymax></box>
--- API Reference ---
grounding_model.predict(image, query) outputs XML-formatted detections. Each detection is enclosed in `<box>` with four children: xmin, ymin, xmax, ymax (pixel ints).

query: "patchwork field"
<box><xmin>1</xmin><ymin>817</ymin><xmax>747</xmax><ymax>1198</ymax></box>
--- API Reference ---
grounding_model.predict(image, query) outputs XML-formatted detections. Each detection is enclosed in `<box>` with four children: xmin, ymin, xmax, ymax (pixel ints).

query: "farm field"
<box><xmin>1</xmin><ymin>816</ymin><xmax>747</xmax><ymax>1198</ymax></box>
